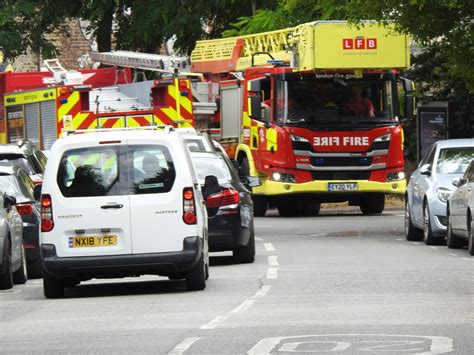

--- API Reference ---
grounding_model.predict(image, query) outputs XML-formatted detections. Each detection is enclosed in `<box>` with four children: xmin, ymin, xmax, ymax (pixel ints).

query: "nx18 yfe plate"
<box><xmin>69</xmin><ymin>235</ymin><xmax>118</xmax><ymax>248</ymax></box>
<box><xmin>328</xmin><ymin>183</ymin><xmax>358</xmax><ymax>191</ymax></box>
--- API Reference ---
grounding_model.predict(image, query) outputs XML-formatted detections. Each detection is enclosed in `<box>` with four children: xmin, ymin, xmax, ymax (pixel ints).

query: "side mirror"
<box><xmin>452</xmin><ymin>177</ymin><xmax>466</xmax><ymax>187</ymax></box>
<box><xmin>4</xmin><ymin>193</ymin><xmax>17</xmax><ymax>208</ymax></box>
<box><xmin>420</xmin><ymin>164</ymin><xmax>432</xmax><ymax>176</ymax></box>
<box><xmin>400</xmin><ymin>77</ymin><xmax>414</xmax><ymax>120</ymax></box>
<box><xmin>241</xmin><ymin>176</ymin><xmax>262</xmax><ymax>188</ymax></box>
<box><xmin>34</xmin><ymin>184</ymin><xmax>42</xmax><ymax>201</ymax></box>
<box><xmin>248</xmin><ymin>95</ymin><xmax>262</xmax><ymax>120</ymax></box>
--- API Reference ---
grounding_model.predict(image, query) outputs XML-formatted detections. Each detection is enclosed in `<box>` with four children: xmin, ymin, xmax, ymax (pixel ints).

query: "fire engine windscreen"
<box><xmin>274</xmin><ymin>73</ymin><xmax>396</xmax><ymax>126</ymax></box>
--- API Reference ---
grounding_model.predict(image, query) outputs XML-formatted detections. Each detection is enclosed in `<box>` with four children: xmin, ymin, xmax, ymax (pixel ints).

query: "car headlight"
<box><xmin>436</xmin><ymin>187</ymin><xmax>452</xmax><ymax>203</ymax></box>
<box><xmin>387</xmin><ymin>171</ymin><xmax>405</xmax><ymax>181</ymax></box>
<box><xmin>271</xmin><ymin>172</ymin><xmax>295</xmax><ymax>182</ymax></box>
<box><xmin>290</xmin><ymin>135</ymin><xmax>309</xmax><ymax>143</ymax></box>
<box><xmin>374</xmin><ymin>133</ymin><xmax>391</xmax><ymax>142</ymax></box>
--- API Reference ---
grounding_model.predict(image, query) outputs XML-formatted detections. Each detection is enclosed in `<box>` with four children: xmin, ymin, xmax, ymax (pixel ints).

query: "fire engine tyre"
<box><xmin>43</xmin><ymin>272</ymin><xmax>65</xmax><ymax>299</ymax></box>
<box><xmin>0</xmin><ymin>238</ymin><xmax>14</xmax><ymax>290</ymax></box>
<box><xmin>446</xmin><ymin>210</ymin><xmax>463</xmax><ymax>249</ymax></box>
<box><xmin>302</xmin><ymin>201</ymin><xmax>321</xmax><ymax>216</ymax></box>
<box><xmin>27</xmin><ymin>258</ymin><xmax>43</xmax><ymax>279</ymax></box>
<box><xmin>405</xmin><ymin>199</ymin><xmax>423</xmax><ymax>241</ymax></box>
<box><xmin>277</xmin><ymin>201</ymin><xmax>299</xmax><ymax>217</ymax></box>
<box><xmin>423</xmin><ymin>203</ymin><xmax>438</xmax><ymax>246</ymax></box>
<box><xmin>233</xmin><ymin>226</ymin><xmax>255</xmax><ymax>264</ymax></box>
<box><xmin>360</xmin><ymin>194</ymin><xmax>385</xmax><ymax>215</ymax></box>
<box><xmin>185</xmin><ymin>255</ymin><xmax>206</xmax><ymax>291</ymax></box>
<box><xmin>13</xmin><ymin>245</ymin><xmax>27</xmax><ymax>285</ymax></box>
<box><xmin>253</xmin><ymin>196</ymin><xmax>267</xmax><ymax>217</ymax></box>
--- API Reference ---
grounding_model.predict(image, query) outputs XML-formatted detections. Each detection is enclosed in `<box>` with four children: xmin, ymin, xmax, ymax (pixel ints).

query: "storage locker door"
<box><xmin>40</xmin><ymin>100</ymin><xmax>57</xmax><ymax>150</ymax></box>
<box><xmin>25</xmin><ymin>103</ymin><xmax>40</xmax><ymax>148</ymax></box>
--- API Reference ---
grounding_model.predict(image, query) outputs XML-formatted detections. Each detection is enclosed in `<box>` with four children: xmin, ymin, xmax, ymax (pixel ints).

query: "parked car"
<box><xmin>0</xmin><ymin>140</ymin><xmax>47</xmax><ymax>185</ymax></box>
<box><xmin>190</xmin><ymin>150</ymin><xmax>261</xmax><ymax>263</ymax></box>
<box><xmin>0</xmin><ymin>192</ymin><xmax>27</xmax><ymax>290</ymax></box>
<box><xmin>405</xmin><ymin>139</ymin><xmax>474</xmax><ymax>245</ymax></box>
<box><xmin>0</xmin><ymin>165</ymin><xmax>42</xmax><ymax>278</ymax></box>
<box><xmin>446</xmin><ymin>159</ymin><xmax>474</xmax><ymax>254</ymax></box>
<box><xmin>38</xmin><ymin>128</ymin><xmax>209</xmax><ymax>298</ymax></box>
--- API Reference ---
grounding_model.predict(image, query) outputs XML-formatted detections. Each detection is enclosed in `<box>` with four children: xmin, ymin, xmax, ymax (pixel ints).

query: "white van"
<box><xmin>37</xmin><ymin>127</ymin><xmax>209</xmax><ymax>298</ymax></box>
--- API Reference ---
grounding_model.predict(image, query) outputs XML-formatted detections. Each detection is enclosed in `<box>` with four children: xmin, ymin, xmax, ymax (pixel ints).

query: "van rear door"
<box><xmin>53</xmin><ymin>144</ymin><xmax>132</xmax><ymax>257</ymax></box>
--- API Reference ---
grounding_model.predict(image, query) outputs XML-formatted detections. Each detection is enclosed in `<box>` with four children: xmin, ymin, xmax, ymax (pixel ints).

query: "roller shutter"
<box><xmin>25</xmin><ymin>103</ymin><xmax>40</xmax><ymax>148</ymax></box>
<box><xmin>40</xmin><ymin>100</ymin><xmax>57</xmax><ymax>150</ymax></box>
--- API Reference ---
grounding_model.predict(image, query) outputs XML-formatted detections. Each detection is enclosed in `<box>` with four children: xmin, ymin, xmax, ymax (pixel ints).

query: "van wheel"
<box><xmin>13</xmin><ymin>245</ymin><xmax>27</xmax><ymax>285</ymax></box>
<box><xmin>185</xmin><ymin>255</ymin><xmax>206</xmax><ymax>291</ymax></box>
<box><xmin>446</xmin><ymin>208</ymin><xmax>463</xmax><ymax>249</ymax></box>
<box><xmin>233</xmin><ymin>227</ymin><xmax>255</xmax><ymax>264</ymax></box>
<box><xmin>0</xmin><ymin>239</ymin><xmax>14</xmax><ymax>290</ymax></box>
<box><xmin>27</xmin><ymin>259</ymin><xmax>43</xmax><ymax>279</ymax></box>
<box><xmin>360</xmin><ymin>194</ymin><xmax>385</xmax><ymax>214</ymax></box>
<box><xmin>43</xmin><ymin>272</ymin><xmax>65</xmax><ymax>298</ymax></box>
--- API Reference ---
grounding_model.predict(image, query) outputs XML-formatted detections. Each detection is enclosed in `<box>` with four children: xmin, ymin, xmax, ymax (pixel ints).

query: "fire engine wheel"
<box><xmin>359</xmin><ymin>193</ymin><xmax>385</xmax><ymax>215</ymax></box>
<box><xmin>277</xmin><ymin>200</ymin><xmax>300</xmax><ymax>217</ymax></box>
<box><xmin>302</xmin><ymin>201</ymin><xmax>321</xmax><ymax>216</ymax></box>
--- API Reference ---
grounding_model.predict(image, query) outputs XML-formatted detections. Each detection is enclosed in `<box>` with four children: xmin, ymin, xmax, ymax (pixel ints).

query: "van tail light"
<box><xmin>183</xmin><ymin>187</ymin><xmax>197</xmax><ymax>224</ymax></box>
<box><xmin>40</xmin><ymin>194</ymin><xmax>54</xmax><ymax>232</ymax></box>
<box><xmin>16</xmin><ymin>203</ymin><xmax>34</xmax><ymax>215</ymax></box>
<box><xmin>205</xmin><ymin>188</ymin><xmax>240</xmax><ymax>214</ymax></box>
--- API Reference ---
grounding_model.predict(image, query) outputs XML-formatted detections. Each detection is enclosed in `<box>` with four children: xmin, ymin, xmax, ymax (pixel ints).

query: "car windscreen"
<box><xmin>0</xmin><ymin>155</ymin><xmax>35</xmax><ymax>174</ymax></box>
<box><xmin>192</xmin><ymin>154</ymin><xmax>232</xmax><ymax>183</ymax></box>
<box><xmin>436</xmin><ymin>147</ymin><xmax>474</xmax><ymax>174</ymax></box>
<box><xmin>0</xmin><ymin>174</ymin><xmax>33</xmax><ymax>202</ymax></box>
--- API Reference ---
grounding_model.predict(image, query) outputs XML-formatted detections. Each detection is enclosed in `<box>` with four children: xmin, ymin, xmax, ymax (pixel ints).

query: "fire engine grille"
<box><xmin>310</xmin><ymin>156</ymin><xmax>373</xmax><ymax>167</ymax></box>
<box><xmin>311</xmin><ymin>171</ymin><xmax>371</xmax><ymax>180</ymax></box>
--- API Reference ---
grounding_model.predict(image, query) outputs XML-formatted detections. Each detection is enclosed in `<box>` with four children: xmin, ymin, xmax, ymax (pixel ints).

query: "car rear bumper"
<box><xmin>23</xmin><ymin>224</ymin><xmax>40</xmax><ymax>260</ymax></box>
<box><xmin>41</xmin><ymin>236</ymin><xmax>202</xmax><ymax>279</ymax></box>
<box><xmin>208</xmin><ymin>214</ymin><xmax>250</xmax><ymax>252</ymax></box>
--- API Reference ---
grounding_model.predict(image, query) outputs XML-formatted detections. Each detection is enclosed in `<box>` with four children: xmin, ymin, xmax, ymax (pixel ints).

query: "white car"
<box><xmin>446</xmin><ymin>159</ymin><xmax>474</xmax><ymax>255</ymax></box>
<box><xmin>38</xmin><ymin>127</ymin><xmax>209</xmax><ymax>298</ymax></box>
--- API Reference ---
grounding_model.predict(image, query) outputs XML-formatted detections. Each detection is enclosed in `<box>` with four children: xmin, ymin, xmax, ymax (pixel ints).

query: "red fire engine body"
<box><xmin>191</xmin><ymin>21</ymin><xmax>414</xmax><ymax>216</ymax></box>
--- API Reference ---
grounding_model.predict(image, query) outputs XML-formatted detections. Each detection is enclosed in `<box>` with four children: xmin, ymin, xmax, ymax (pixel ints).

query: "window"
<box><xmin>0</xmin><ymin>155</ymin><xmax>35</xmax><ymax>175</ymax></box>
<box><xmin>436</xmin><ymin>147</ymin><xmax>474</xmax><ymax>174</ymax></box>
<box><xmin>192</xmin><ymin>154</ymin><xmax>232</xmax><ymax>183</ymax></box>
<box><xmin>0</xmin><ymin>174</ymin><xmax>31</xmax><ymax>203</ymax></box>
<box><xmin>130</xmin><ymin>145</ymin><xmax>176</xmax><ymax>194</ymax></box>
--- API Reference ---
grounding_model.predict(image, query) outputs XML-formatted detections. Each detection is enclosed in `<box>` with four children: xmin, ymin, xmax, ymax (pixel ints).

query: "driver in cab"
<box><xmin>342</xmin><ymin>86</ymin><xmax>375</xmax><ymax>118</ymax></box>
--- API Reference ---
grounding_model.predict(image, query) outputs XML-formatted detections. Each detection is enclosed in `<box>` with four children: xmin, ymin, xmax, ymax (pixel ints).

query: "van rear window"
<box><xmin>56</xmin><ymin>145</ymin><xmax>176</xmax><ymax>197</ymax></box>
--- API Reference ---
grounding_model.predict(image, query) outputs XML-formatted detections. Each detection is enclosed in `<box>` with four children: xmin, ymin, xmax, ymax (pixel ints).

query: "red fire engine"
<box><xmin>190</xmin><ymin>21</ymin><xmax>414</xmax><ymax>216</ymax></box>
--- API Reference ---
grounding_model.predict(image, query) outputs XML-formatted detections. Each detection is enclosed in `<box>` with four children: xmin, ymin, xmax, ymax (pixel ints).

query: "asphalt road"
<box><xmin>1</xmin><ymin>208</ymin><xmax>473</xmax><ymax>354</ymax></box>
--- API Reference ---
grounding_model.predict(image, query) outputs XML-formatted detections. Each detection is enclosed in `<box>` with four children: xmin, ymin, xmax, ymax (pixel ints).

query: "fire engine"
<box><xmin>0</xmin><ymin>51</ymin><xmax>214</xmax><ymax>150</ymax></box>
<box><xmin>190</xmin><ymin>21</ymin><xmax>414</xmax><ymax>216</ymax></box>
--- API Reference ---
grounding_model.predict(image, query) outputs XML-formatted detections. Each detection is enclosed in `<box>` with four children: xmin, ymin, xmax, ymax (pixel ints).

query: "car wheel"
<box><xmin>423</xmin><ymin>203</ymin><xmax>438</xmax><ymax>245</ymax></box>
<box><xmin>405</xmin><ymin>199</ymin><xmax>423</xmax><ymax>241</ymax></box>
<box><xmin>360</xmin><ymin>193</ymin><xmax>385</xmax><ymax>215</ymax></box>
<box><xmin>233</xmin><ymin>226</ymin><xmax>256</xmax><ymax>264</ymax></box>
<box><xmin>13</xmin><ymin>245</ymin><xmax>27</xmax><ymax>285</ymax></box>
<box><xmin>185</xmin><ymin>255</ymin><xmax>206</xmax><ymax>291</ymax></box>
<box><xmin>468</xmin><ymin>213</ymin><xmax>474</xmax><ymax>256</ymax></box>
<box><xmin>0</xmin><ymin>238</ymin><xmax>14</xmax><ymax>290</ymax></box>
<box><xmin>43</xmin><ymin>272</ymin><xmax>65</xmax><ymax>298</ymax></box>
<box><xmin>446</xmin><ymin>207</ymin><xmax>463</xmax><ymax>249</ymax></box>
<box><xmin>27</xmin><ymin>258</ymin><xmax>43</xmax><ymax>279</ymax></box>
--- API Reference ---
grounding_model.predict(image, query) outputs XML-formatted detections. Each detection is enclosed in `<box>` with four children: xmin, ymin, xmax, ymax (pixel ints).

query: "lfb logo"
<box><xmin>343</xmin><ymin>37</ymin><xmax>377</xmax><ymax>50</ymax></box>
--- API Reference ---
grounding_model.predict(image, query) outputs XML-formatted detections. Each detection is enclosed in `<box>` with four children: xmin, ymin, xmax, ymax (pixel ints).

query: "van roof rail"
<box><xmin>61</xmin><ymin>125</ymin><xmax>176</xmax><ymax>138</ymax></box>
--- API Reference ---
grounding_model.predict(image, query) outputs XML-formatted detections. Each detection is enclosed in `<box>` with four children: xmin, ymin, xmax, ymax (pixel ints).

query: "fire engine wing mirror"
<box><xmin>34</xmin><ymin>184</ymin><xmax>42</xmax><ymax>201</ymax></box>
<box><xmin>248</xmin><ymin>95</ymin><xmax>262</xmax><ymax>120</ymax></box>
<box><xmin>241</xmin><ymin>176</ymin><xmax>262</xmax><ymax>188</ymax></box>
<box><xmin>400</xmin><ymin>77</ymin><xmax>414</xmax><ymax>120</ymax></box>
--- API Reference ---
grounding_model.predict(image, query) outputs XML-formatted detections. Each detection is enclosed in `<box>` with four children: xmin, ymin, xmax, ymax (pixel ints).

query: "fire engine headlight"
<box><xmin>374</xmin><ymin>133</ymin><xmax>391</xmax><ymax>142</ymax></box>
<box><xmin>290</xmin><ymin>135</ymin><xmax>309</xmax><ymax>143</ymax></box>
<box><xmin>436</xmin><ymin>187</ymin><xmax>452</xmax><ymax>203</ymax></box>
<box><xmin>386</xmin><ymin>171</ymin><xmax>405</xmax><ymax>181</ymax></box>
<box><xmin>272</xmin><ymin>172</ymin><xmax>295</xmax><ymax>182</ymax></box>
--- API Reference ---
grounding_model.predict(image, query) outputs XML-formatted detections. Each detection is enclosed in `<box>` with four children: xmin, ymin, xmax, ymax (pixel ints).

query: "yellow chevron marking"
<box><xmin>58</xmin><ymin>91</ymin><xmax>79</xmax><ymax>123</ymax></box>
<box><xmin>266</xmin><ymin>127</ymin><xmax>277</xmax><ymax>151</ymax></box>
<box><xmin>162</xmin><ymin>107</ymin><xmax>178</xmax><ymax>121</ymax></box>
<box><xmin>153</xmin><ymin>115</ymin><xmax>165</xmax><ymax>126</ymax></box>
<box><xmin>73</xmin><ymin>112</ymin><xmax>95</xmax><ymax>130</ymax></box>
<box><xmin>126</xmin><ymin>115</ymin><xmax>152</xmax><ymax>127</ymax></box>
<box><xmin>179</xmin><ymin>93</ymin><xmax>192</xmax><ymax>114</ymax></box>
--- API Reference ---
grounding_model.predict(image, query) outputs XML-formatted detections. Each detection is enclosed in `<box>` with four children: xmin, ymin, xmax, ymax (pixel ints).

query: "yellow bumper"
<box><xmin>254</xmin><ymin>179</ymin><xmax>406</xmax><ymax>196</ymax></box>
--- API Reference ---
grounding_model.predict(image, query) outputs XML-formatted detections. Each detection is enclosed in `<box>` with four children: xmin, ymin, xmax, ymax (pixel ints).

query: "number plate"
<box><xmin>69</xmin><ymin>235</ymin><xmax>118</xmax><ymax>248</ymax></box>
<box><xmin>328</xmin><ymin>183</ymin><xmax>358</xmax><ymax>191</ymax></box>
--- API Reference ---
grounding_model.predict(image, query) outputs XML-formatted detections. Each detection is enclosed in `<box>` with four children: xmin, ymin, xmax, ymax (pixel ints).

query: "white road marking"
<box><xmin>266</xmin><ymin>268</ymin><xmax>278</xmax><ymax>279</ymax></box>
<box><xmin>396</xmin><ymin>238</ymin><xmax>403</xmax><ymax>241</ymax></box>
<box><xmin>412</xmin><ymin>242</ymin><xmax>421</xmax><ymax>245</ymax></box>
<box><xmin>268</xmin><ymin>255</ymin><xmax>279</xmax><ymax>266</ymax></box>
<box><xmin>255</xmin><ymin>237</ymin><xmax>264</xmax><ymax>242</ymax></box>
<box><xmin>253</xmin><ymin>285</ymin><xmax>272</xmax><ymax>298</ymax></box>
<box><xmin>462</xmin><ymin>257</ymin><xmax>473</xmax><ymax>261</ymax></box>
<box><xmin>310</xmin><ymin>233</ymin><xmax>326</xmax><ymax>237</ymax></box>
<box><xmin>448</xmin><ymin>253</ymin><xmax>458</xmax><ymax>257</ymax></box>
<box><xmin>264</xmin><ymin>243</ymin><xmax>275</xmax><ymax>251</ymax></box>
<box><xmin>231</xmin><ymin>299</ymin><xmax>256</xmax><ymax>314</ymax></box>
<box><xmin>200</xmin><ymin>314</ymin><xmax>231</xmax><ymax>330</ymax></box>
<box><xmin>168</xmin><ymin>337</ymin><xmax>201</xmax><ymax>355</ymax></box>
<box><xmin>429</xmin><ymin>246</ymin><xmax>438</xmax><ymax>249</ymax></box>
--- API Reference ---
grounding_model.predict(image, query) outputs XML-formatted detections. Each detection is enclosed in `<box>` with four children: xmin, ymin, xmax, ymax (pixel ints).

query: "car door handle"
<box><xmin>101</xmin><ymin>203</ymin><xmax>123</xmax><ymax>209</ymax></box>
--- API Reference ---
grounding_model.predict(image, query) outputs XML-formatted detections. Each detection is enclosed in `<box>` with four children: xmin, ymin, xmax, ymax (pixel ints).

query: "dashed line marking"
<box><xmin>253</xmin><ymin>285</ymin><xmax>272</xmax><ymax>298</ymax></box>
<box><xmin>168</xmin><ymin>337</ymin><xmax>201</xmax><ymax>355</ymax></box>
<box><xmin>264</xmin><ymin>243</ymin><xmax>275</xmax><ymax>252</ymax></box>
<box><xmin>429</xmin><ymin>246</ymin><xmax>438</xmax><ymax>250</ymax></box>
<box><xmin>448</xmin><ymin>253</ymin><xmax>458</xmax><ymax>257</ymax></box>
<box><xmin>412</xmin><ymin>242</ymin><xmax>421</xmax><ymax>245</ymax></box>
<box><xmin>231</xmin><ymin>299</ymin><xmax>256</xmax><ymax>314</ymax></box>
<box><xmin>462</xmin><ymin>257</ymin><xmax>473</xmax><ymax>261</ymax></box>
<box><xmin>396</xmin><ymin>239</ymin><xmax>403</xmax><ymax>241</ymax></box>
<box><xmin>266</xmin><ymin>268</ymin><xmax>278</xmax><ymax>279</ymax></box>
<box><xmin>200</xmin><ymin>314</ymin><xmax>231</xmax><ymax>330</ymax></box>
<box><xmin>268</xmin><ymin>256</ymin><xmax>279</xmax><ymax>266</ymax></box>
<box><xmin>255</xmin><ymin>237</ymin><xmax>264</xmax><ymax>242</ymax></box>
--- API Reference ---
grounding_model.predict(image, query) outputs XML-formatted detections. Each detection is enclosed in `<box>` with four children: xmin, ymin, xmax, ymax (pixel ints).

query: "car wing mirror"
<box><xmin>452</xmin><ymin>177</ymin><xmax>466</xmax><ymax>187</ymax></box>
<box><xmin>33</xmin><ymin>184</ymin><xmax>42</xmax><ymax>201</ymax></box>
<box><xmin>4</xmin><ymin>193</ymin><xmax>17</xmax><ymax>208</ymax></box>
<box><xmin>242</xmin><ymin>176</ymin><xmax>262</xmax><ymax>188</ymax></box>
<box><xmin>420</xmin><ymin>164</ymin><xmax>432</xmax><ymax>176</ymax></box>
